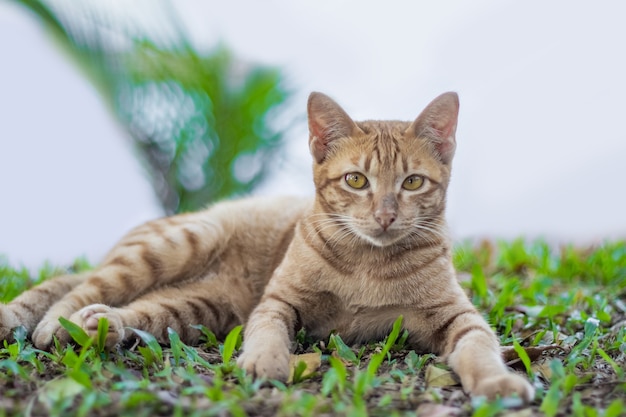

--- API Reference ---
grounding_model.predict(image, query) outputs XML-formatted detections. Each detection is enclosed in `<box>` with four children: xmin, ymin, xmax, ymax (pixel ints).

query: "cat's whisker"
<box><xmin>416</xmin><ymin>225</ymin><xmax>445</xmax><ymax>245</ymax></box>
<box><xmin>306</xmin><ymin>215</ymin><xmax>352</xmax><ymax>230</ymax></box>
<box><xmin>412</xmin><ymin>223</ymin><xmax>444</xmax><ymax>243</ymax></box>
<box><xmin>304</xmin><ymin>213</ymin><xmax>359</xmax><ymax>253</ymax></box>
<box><xmin>409</xmin><ymin>219</ymin><xmax>447</xmax><ymax>247</ymax></box>
<box><xmin>305</xmin><ymin>212</ymin><xmax>352</xmax><ymax>221</ymax></box>
<box><xmin>324</xmin><ymin>225</ymin><xmax>356</xmax><ymax>252</ymax></box>
<box><xmin>329</xmin><ymin>226</ymin><xmax>360</xmax><ymax>252</ymax></box>
<box><xmin>305</xmin><ymin>217</ymin><xmax>351</xmax><ymax>244</ymax></box>
<box><xmin>420</xmin><ymin>222</ymin><xmax>447</xmax><ymax>241</ymax></box>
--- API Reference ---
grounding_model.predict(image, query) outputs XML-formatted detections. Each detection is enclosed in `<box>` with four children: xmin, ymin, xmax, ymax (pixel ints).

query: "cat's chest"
<box><xmin>307</xmin><ymin>304</ymin><xmax>405</xmax><ymax>343</ymax></box>
<box><xmin>305</xmin><ymin>267</ymin><xmax>455</xmax><ymax>343</ymax></box>
<box><xmin>283</xmin><ymin>232</ymin><xmax>454</xmax><ymax>306</ymax></box>
<box><xmin>312</xmin><ymin>271</ymin><xmax>408</xmax><ymax>314</ymax></box>
<box><xmin>322</xmin><ymin>253</ymin><xmax>451</xmax><ymax>307</ymax></box>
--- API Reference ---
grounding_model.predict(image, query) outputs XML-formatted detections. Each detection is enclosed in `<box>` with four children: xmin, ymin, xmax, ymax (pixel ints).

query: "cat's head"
<box><xmin>307</xmin><ymin>91</ymin><xmax>459</xmax><ymax>248</ymax></box>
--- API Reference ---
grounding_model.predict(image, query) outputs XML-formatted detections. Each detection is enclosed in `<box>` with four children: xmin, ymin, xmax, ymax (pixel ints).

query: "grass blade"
<box><xmin>129</xmin><ymin>328</ymin><xmax>163</xmax><ymax>364</ymax></box>
<box><xmin>367</xmin><ymin>316</ymin><xmax>403</xmax><ymax>378</ymax></box>
<box><xmin>221</xmin><ymin>325</ymin><xmax>242</xmax><ymax>364</ymax></box>
<box><xmin>96</xmin><ymin>317</ymin><xmax>109</xmax><ymax>353</ymax></box>
<box><xmin>168</xmin><ymin>327</ymin><xmax>183</xmax><ymax>366</ymax></box>
<box><xmin>327</xmin><ymin>334</ymin><xmax>358</xmax><ymax>365</ymax></box>
<box><xmin>58</xmin><ymin>317</ymin><xmax>91</xmax><ymax>348</ymax></box>
<box><xmin>512</xmin><ymin>339</ymin><xmax>532</xmax><ymax>376</ymax></box>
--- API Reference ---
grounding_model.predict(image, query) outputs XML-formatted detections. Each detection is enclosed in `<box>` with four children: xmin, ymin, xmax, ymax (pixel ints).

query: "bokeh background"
<box><xmin>2</xmin><ymin>0</ymin><xmax>625</xmax><ymax>269</ymax></box>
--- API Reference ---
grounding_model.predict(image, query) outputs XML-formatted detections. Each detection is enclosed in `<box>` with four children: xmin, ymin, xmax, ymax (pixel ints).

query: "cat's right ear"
<box><xmin>308</xmin><ymin>92</ymin><xmax>361</xmax><ymax>163</ymax></box>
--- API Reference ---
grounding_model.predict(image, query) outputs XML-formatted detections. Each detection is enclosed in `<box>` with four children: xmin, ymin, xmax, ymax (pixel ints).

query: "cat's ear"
<box><xmin>408</xmin><ymin>92</ymin><xmax>459</xmax><ymax>165</ymax></box>
<box><xmin>308</xmin><ymin>92</ymin><xmax>361</xmax><ymax>163</ymax></box>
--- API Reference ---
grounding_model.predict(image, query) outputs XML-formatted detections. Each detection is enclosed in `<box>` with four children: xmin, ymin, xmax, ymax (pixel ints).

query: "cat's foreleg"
<box><xmin>415</xmin><ymin>300</ymin><xmax>535</xmax><ymax>402</ymax></box>
<box><xmin>445</xmin><ymin>323</ymin><xmax>534</xmax><ymax>402</ymax></box>
<box><xmin>237</xmin><ymin>294</ymin><xmax>297</xmax><ymax>381</ymax></box>
<box><xmin>0</xmin><ymin>274</ymin><xmax>86</xmax><ymax>342</ymax></box>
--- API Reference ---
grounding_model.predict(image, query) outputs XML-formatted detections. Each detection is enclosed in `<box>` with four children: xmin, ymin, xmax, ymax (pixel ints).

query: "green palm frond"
<box><xmin>14</xmin><ymin>0</ymin><xmax>290</xmax><ymax>213</ymax></box>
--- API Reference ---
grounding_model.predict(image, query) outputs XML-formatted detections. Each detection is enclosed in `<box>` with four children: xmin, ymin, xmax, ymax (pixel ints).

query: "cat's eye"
<box><xmin>402</xmin><ymin>175</ymin><xmax>424</xmax><ymax>191</ymax></box>
<box><xmin>345</xmin><ymin>172</ymin><xmax>368</xmax><ymax>189</ymax></box>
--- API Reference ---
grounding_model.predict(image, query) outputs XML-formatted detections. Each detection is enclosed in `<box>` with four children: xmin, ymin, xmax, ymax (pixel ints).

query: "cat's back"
<box><xmin>110</xmin><ymin>194</ymin><xmax>312</xmax><ymax>279</ymax></box>
<box><xmin>199</xmin><ymin>195</ymin><xmax>312</xmax><ymax>268</ymax></box>
<box><xmin>204</xmin><ymin>195</ymin><xmax>312</xmax><ymax>234</ymax></box>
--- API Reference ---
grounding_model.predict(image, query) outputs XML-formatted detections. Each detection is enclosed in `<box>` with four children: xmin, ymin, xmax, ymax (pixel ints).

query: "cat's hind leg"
<box><xmin>32</xmin><ymin>212</ymin><xmax>229</xmax><ymax>349</ymax></box>
<box><xmin>59</xmin><ymin>273</ymin><xmax>252</xmax><ymax>349</ymax></box>
<box><xmin>0</xmin><ymin>273</ymin><xmax>86</xmax><ymax>342</ymax></box>
<box><xmin>66</xmin><ymin>304</ymin><xmax>124</xmax><ymax>349</ymax></box>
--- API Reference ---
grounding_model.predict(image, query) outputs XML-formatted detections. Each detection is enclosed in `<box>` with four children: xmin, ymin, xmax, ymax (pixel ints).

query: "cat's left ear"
<box><xmin>408</xmin><ymin>92</ymin><xmax>459</xmax><ymax>165</ymax></box>
<box><xmin>308</xmin><ymin>92</ymin><xmax>362</xmax><ymax>163</ymax></box>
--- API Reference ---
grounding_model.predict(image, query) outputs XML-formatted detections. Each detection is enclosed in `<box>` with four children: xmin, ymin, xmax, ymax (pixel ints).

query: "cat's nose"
<box><xmin>374</xmin><ymin>211</ymin><xmax>396</xmax><ymax>230</ymax></box>
<box><xmin>375</xmin><ymin>193</ymin><xmax>398</xmax><ymax>230</ymax></box>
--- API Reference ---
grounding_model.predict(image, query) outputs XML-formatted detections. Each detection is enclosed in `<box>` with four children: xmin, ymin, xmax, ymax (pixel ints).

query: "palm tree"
<box><xmin>13</xmin><ymin>0</ymin><xmax>290</xmax><ymax>213</ymax></box>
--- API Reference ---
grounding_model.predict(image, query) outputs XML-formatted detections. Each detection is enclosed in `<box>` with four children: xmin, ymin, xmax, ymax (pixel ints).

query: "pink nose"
<box><xmin>375</xmin><ymin>211</ymin><xmax>396</xmax><ymax>230</ymax></box>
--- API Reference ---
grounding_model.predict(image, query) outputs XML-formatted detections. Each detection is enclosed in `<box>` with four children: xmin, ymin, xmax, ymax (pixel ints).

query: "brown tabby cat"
<box><xmin>0</xmin><ymin>91</ymin><xmax>533</xmax><ymax>401</ymax></box>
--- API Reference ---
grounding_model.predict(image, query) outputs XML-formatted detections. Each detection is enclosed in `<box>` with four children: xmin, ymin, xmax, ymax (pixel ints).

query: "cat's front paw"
<box><xmin>471</xmin><ymin>372</ymin><xmax>535</xmax><ymax>403</ymax></box>
<box><xmin>68</xmin><ymin>304</ymin><xmax>124</xmax><ymax>349</ymax></box>
<box><xmin>237</xmin><ymin>339</ymin><xmax>291</xmax><ymax>381</ymax></box>
<box><xmin>0</xmin><ymin>305</ymin><xmax>20</xmax><ymax>342</ymax></box>
<box><xmin>32</xmin><ymin>318</ymin><xmax>63</xmax><ymax>349</ymax></box>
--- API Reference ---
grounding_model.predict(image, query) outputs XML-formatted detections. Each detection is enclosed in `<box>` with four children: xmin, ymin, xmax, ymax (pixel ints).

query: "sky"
<box><xmin>1</xmin><ymin>0</ymin><xmax>625</xmax><ymax>269</ymax></box>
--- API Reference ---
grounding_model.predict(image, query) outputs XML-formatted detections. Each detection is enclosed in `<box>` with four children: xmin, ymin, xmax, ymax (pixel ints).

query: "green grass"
<box><xmin>1</xmin><ymin>240</ymin><xmax>626</xmax><ymax>416</ymax></box>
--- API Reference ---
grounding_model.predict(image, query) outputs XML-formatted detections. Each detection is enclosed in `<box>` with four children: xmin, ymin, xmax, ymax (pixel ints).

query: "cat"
<box><xmin>0</xmin><ymin>91</ymin><xmax>534</xmax><ymax>402</ymax></box>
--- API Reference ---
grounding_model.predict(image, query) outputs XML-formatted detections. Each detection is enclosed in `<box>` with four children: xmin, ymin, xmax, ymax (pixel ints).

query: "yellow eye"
<box><xmin>402</xmin><ymin>175</ymin><xmax>424</xmax><ymax>190</ymax></box>
<box><xmin>345</xmin><ymin>172</ymin><xmax>368</xmax><ymax>189</ymax></box>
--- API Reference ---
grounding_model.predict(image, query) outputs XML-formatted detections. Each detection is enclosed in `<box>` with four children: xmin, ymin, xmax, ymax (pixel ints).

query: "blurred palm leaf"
<box><xmin>14</xmin><ymin>0</ymin><xmax>290</xmax><ymax>213</ymax></box>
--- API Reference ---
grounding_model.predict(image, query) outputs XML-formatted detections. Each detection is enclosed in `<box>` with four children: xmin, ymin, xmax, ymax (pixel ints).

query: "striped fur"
<box><xmin>0</xmin><ymin>91</ymin><xmax>533</xmax><ymax>401</ymax></box>
<box><xmin>1</xmin><ymin>196</ymin><xmax>308</xmax><ymax>348</ymax></box>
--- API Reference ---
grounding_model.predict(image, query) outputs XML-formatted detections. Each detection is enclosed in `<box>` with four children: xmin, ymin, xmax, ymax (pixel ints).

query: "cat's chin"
<box><xmin>358</xmin><ymin>230</ymin><xmax>407</xmax><ymax>248</ymax></box>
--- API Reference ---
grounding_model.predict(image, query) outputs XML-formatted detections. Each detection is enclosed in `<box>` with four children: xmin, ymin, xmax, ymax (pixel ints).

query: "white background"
<box><xmin>1</xmin><ymin>1</ymin><xmax>625</xmax><ymax>269</ymax></box>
